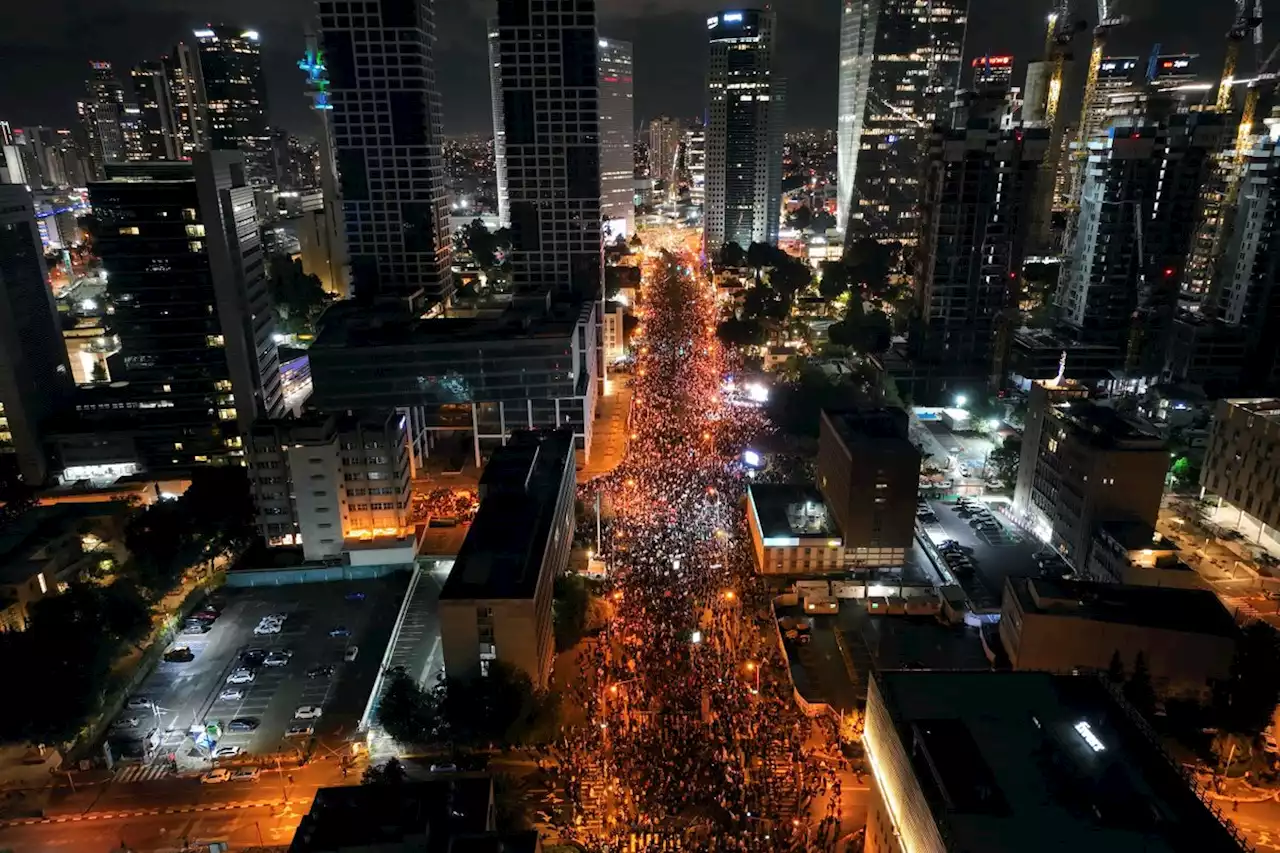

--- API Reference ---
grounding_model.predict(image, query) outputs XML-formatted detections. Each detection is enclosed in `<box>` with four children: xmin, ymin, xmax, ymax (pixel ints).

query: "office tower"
<box><xmin>598</xmin><ymin>37</ymin><xmax>634</xmax><ymax>240</ymax></box>
<box><xmin>0</xmin><ymin>185</ymin><xmax>73</xmax><ymax>485</ymax></box>
<box><xmin>87</xmin><ymin>153</ymin><xmax>284</xmax><ymax>469</ymax></box>
<box><xmin>127</xmin><ymin>61</ymin><xmax>178</xmax><ymax>161</ymax></box>
<box><xmin>648</xmin><ymin>116</ymin><xmax>682</xmax><ymax>186</ymax></box>
<box><xmin>913</xmin><ymin>91</ymin><xmax>1048</xmax><ymax>381</ymax></box>
<box><xmin>82</xmin><ymin>62</ymin><xmax>127</xmax><ymax>180</ymax></box>
<box><xmin>1056</xmin><ymin>113</ymin><xmax>1225</xmax><ymax>374</ymax></box>
<box><xmin>440</xmin><ymin>429</ymin><xmax>575</xmax><ymax>688</ymax></box>
<box><xmin>299</xmin><ymin>34</ymin><xmax>350</xmax><ymax>298</ymax></box>
<box><xmin>704</xmin><ymin>9</ymin><xmax>785</xmax><ymax>250</ymax></box>
<box><xmin>971</xmin><ymin>54</ymin><xmax>1014</xmax><ymax>89</ymax></box>
<box><xmin>0</xmin><ymin>145</ymin><xmax>30</xmax><ymax>185</ymax></box>
<box><xmin>684</xmin><ymin>126</ymin><xmax>706</xmax><ymax>208</ymax></box>
<box><xmin>486</xmin><ymin>22</ymin><xmax>509</xmax><ymax>228</ymax></box>
<box><xmin>1013</xmin><ymin>384</ymin><xmax>1167</xmax><ymax>566</ymax></box>
<box><xmin>248</xmin><ymin>410</ymin><xmax>412</xmax><ymax>560</ymax></box>
<box><xmin>192</xmin><ymin>26</ymin><xmax>273</xmax><ymax>184</ymax></box>
<box><xmin>319</xmin><ymin>1</ymin><xmax>453</xmax><ymax>304</ymax></box>
<box><xmin>165</xmin><ymin>43</ymin><xmax>208</xmax><ymax>157</ymax></box>
<box><xmin>1202</xmin><ymin>399</ymin><xmax>1280</xmax><ymax>552</ymax></box>
<box><xmin>17</xmin><ymin>127</ymin><xmax>56</xmax><ymax>187</ymax></box>
<box><xmin>1212</xmin><ymin>133</ymin><xmax>1280</xmax><ymax>390</ymax></box>
<box><xmin>493</xmin><ymin>0</ymin><xmax>603</xmax><ymax>297</ymax></box>
<box><xmin>836</xmin><ymin>0</ymin><xmax>969</xmax><ymax>241</ymax></box>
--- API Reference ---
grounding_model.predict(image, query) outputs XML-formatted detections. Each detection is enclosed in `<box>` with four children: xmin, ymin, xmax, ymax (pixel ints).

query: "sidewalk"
<box><xmin>579</xmin><ymin>380</ymin><xmax>633</xmax><ymax>483</ymax></box>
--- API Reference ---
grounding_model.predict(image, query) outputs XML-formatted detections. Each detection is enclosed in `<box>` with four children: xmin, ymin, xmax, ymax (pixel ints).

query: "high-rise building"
<box><xmin>913</xmin><ymin>90</ymin><xmax>1048</xmax><ymax>380</ymax></box>
<box><xmin>17</xmin><ymin>127</ymin><xmax>59</xmax><ymax>187</ymax></box>
<box><xmin>319</xmin><ymin>0</ymin><xmax>453</xmax><ymax>304</ymax></box>
<box><xmin>598</xmin><ymin>37</ymin><xmax>634</xmax><ymax>240</ymax></box>
<box><xmin>165</xmin><ymin>43</ymin><xmax>208</xmax><ymax>158</ymax></box>
<box><xmin>298</xmin><ymin>34</ymin><xmax>350</xmax><ymax>299</ymax></box>
<box><xmin>0</xmin><ymin>185</ymin><xmax>74</xmax><ymax>485</ymax></box>
<box><xmin>704</xmin><ymin>9</ymin><xmax>785</xmax><ymax>250</ymax></box>
<box><xmin>1056</xmin><ymin>113</ymin><xmax>1225</xmax><ymax>373</ymax></box>
<box><xmin>836</xmin><ymin>0</ymin><xmax>968</xmax><ymax>241</ymax></box>
<box><xmin>86</xmin><ymin>153</ymin><xmax>284</xmax><ymax>470</ymax></box>
<box><xmin>487</xmin><ymin>21</ymin><xmax>510</xmax><ymax>228</ymax></box>
<box><xmin>1201</xmin><ymin>398</ymin><xmax>1280</xmax><ymax>553</ymax></box>
<box><xmin>648</xmin><ymin>116</ymin><xmax>682</xmax><ymax>186</ymax></box>
<box><xmin>192</xmin><ymin>26</ymin><xmax>273</xmax><ymax>184</ymax></box>
<box><xmin>683</xmin><ymin>126</ymin><xmax>707</xmax><ymax>208</ymax></box>
<box><xmin>82</xmin><ymin>62</ymin><xmax>127</xmax><ymax>180</ymax></box>
<box><xmin>493</xmin><ymin>0</ymin><xmax>603</xmax><ymax>298</ymax></box>
<box><xmin>127</xmin><ymin>61</ymin><xmax>178</xmax><ymax>161</ymax></box>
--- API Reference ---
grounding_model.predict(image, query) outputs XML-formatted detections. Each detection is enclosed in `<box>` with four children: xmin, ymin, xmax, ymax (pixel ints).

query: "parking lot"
<box><xmin>919</xmin><ymin>497</ymin><xmax>1043</xmax><ymax>607</ymax></box>
<box><xmin>112</xmin><ymin>574</ymin><xmax>409</xmax><ymax>776</ymax></box>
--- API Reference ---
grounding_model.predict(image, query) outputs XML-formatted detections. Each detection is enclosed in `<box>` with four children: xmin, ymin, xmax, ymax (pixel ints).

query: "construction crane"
<box><xmin>1031</xmin><ymin>0</ymin><xmax>1087</xmax><ymax>248</ymax></box>
<box><xmin>1075</xmin><ymin>0</ymin><xmax>1131</xmax><ymax>154</ymax></box>
<box><xmin>1218</xmin><ymin>0</ymin><xmax>1265</xmax><ymax>112</ymax></box>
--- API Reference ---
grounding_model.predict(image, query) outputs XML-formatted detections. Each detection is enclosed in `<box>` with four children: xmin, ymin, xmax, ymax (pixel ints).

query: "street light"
<box><xmin>745</xmin><ymin>661</ymin><xmax>760</xmax><ymax>693</ymax></box>
<box><xmin>955</xmin><ymin>394</ymin><xmax>968</xmax><ymax>408</ymax></box>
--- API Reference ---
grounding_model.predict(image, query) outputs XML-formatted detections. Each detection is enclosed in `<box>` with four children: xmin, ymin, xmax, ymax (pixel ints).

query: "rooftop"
<box><xmin>871</xmin><ymin>670</ymin><xmax>1250</xmax><ymax>853</ymax></box>
<box><xmin>1097</xmin><ymin>519</ymin><xmax>1179</xmax><ymax>553</ymax></box>
<box><xmin>747</xmin><ymin>484</ymin><xmax>841</xmax><ymax>543</ymax></box>
<box><xmin>1224</xmin><ymin>398</ymin><xmax>1280</xmax><ymax>420</ymax></box>
<box><xmin>441</xmin><ymin>429</ymin><xmax>575</xmax><ymax>601</ymax></box>
<box><xmin>287</xmin><ymin>778</ymin><xmax>494</xmax><ymax>853</ymax></box>
<box><xmin>821</xmin><ymin>407</ymin><xmax>911</xmax><ymax>448</ymax></box>
<box><xmin>1007</xmin><ymin>577</ymin><xmax>1238</xmax><ymax>639</ymax></box>
<box><xmin>0</xmin><ymin>503</ymin><xmax>126</xmax><ymax>585</ymax></box>
<box><xmin>1051</xmin><ymin>400</ymin><xmax>1164</xmax><ymax>448</ymax></box>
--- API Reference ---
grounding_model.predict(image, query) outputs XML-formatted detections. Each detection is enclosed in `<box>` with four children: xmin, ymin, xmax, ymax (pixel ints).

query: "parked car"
<box><xmin>226</xmin><ymin>669</ymin><xmax>256</xmax><ymax>685</ymax></box>
<box><xmin>113</xmin><ymin>717</ymin><xmax>141</xmax><ymax>729</ymax></box>
<box><xmin>253</xmin><ymin>622</ymin><xmax>281</xmax><ymax>635</ymax></box>
<box><xmin>181</xmin><ymin>624</ymin><xmax>210</xmax><ymax>636</ymax></box>
<box><xmin>264</xmin><ymin>650</ymin><xmax>293</xmax><ymax>667</ymax></box>
<box><xmin>126</xmin><ymin>697</ymin><xmax>154</xmax><ymax>711</ymax></box>
<box><xmin>308</xmin><ymin>665</ymin><xmax>335</xmax><ymax>679</ymax></box>
<box><xmin>285</xmin><ymin>724</ymin><xmax>314</xmax><ymax>738</ymax></box>
<box><xmin>328</xmin><ymin>626</ymin><xmax>350</xmax><ymax>638</ymax></box>
<box><xmin>230</xmin><ymin>767</ymin><xmax>262</xmax><ymax>782</ymax></box>
<box><xmin>294</xmin><ymin>705</ymin><xmax>323</xmax><ymax>720</ymax></box>
<box><xmin>228</xmin><ymin>718</ymin><xmax>258</xmax><ymax>732</ymax></box>
<box><xmin>241</xmin><ymin>649</ymin><xmax>267</xmax><ymax>667</ymax></box>
<box><xmin>201</xmin><ymin>769</ymin><xmax>232</xmax><ymax>784</ymax></box>
<box><xmin>164</xmin><ymin>646</ymin><xmax>195</xmax><ymax>663</ymax></box>
<box><xmin>430</xmin><ymin>763</ymin><xmax>458</xmax><ymax>773</ymax></box>
<box><xmin>345</xmin><ymin>591</ymin><xmax>366</xmax><ymax>602</ymax></box>
<box><xmin>344</xmin><ymin>646</ymin><xmax>359</xmax><ymax>662</ymax></box>
<box><xmin>212</xmin><ymin>746</ymin><xmax>242</xmax><ymax>759</ymax></box>
<box><xmin>219</xmin><ymin>689</ymin><xmax>245</xmax><ymax>702</ymax></box>
<box><xmin>191</xmin><ymin>609</ymin><xmax>220</xmax><ymax>622</ymax></box>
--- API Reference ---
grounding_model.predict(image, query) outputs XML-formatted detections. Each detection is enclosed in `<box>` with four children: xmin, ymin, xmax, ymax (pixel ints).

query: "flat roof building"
<box><xmin>745</xmin><ymin>483</ymin><xmax>847</xmax><ymax>576</ymax></box>
<box><xmin>439</xmin><ymin>429</ymin><xmax>575</xmax><ymax>688</ymax></box>
<box><xmin>999</xmin><ymin>578</ymin><xmax>1236</xmax><ymax>700</ymax></box>
<box><xmin>864</xmin><ymin>670</ymin><xmax>1251</xmax><ymax>853</ymax></box>
<box><xmin>817</xmin><ymin>408</ymin><xmax>920</xmax><ymax>567</ymax></box>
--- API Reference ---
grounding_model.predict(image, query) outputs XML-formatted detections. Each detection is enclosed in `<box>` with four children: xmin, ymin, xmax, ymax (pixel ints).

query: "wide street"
<box><xmin>552</xmin><ymin>239</ymin><xmax>858</xmax><ymax>851</ymax></box>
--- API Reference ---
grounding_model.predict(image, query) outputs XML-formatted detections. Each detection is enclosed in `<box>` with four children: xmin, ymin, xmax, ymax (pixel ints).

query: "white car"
<box><xmin>264</xmin><ymin>650</ymin><xmax>293</xmax><ymax>667</ymax></box>
<box><xmin>226</xmin><ymin>669</ymin><xmax>256</xmax><ymax>685</ymax></box>
<box><xmin>253</xmin><ymin>623</ymin><xmax>281</xmax><ymax>635</ymax></box>
<box><xmin>230</xmin><ymin>767</ymin><xmax>262</xmax><ymax>781</ymax></box>
<box><xmin>212</xmin><ymin>746</ymin><xmax>241</xmax><ymax>759</ymax></box>
<box><xmin>113</xmin><ymin>717</ymin><xmax>141</xmax><ymax>729</ymax></box>
<box><xmin>285</xmin><ymin>724</ymin><xmax>314</xmax><ymax>738</ymax></box>
<box><xmin>219</xmin><ymin>689</ymin><xmax>245</xmax><ymax>702</ymax></box>
<box><xmin>125</xmin><ymin>697</ymin><xmax>154</xmax><ymax>711</ymax></box>
<box><xmin>344</xmin><ymin>646</ymin><xmax>359</xmax><ymax>662</ymax></box>
<box><xmin>293</xmin><ymin>705</ymin><xmax>323</xmax><ymax>720</ymax></box>
<box><xmin>201</xmin><ymin>769</ymin><xmax>231</xmax><ymax>784</ymax></box>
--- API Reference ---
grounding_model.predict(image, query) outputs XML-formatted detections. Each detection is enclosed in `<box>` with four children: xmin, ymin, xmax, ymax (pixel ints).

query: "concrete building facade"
<box><xmin>1201</xmin><ymin>398</ymin><xmax>1280</xmax><ymax>546</ymax></box>
<box><xmin>598</xmin><ymin>37</ymin><xmax>634</xmax><ymax>240</ymax></box>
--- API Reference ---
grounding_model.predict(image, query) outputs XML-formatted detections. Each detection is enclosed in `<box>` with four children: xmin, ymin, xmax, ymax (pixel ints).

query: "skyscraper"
<box><xmin>598</xmin><ymin>37</ymin><xmax>634</xmax><ymax>240</ymax></box>
<box><xmin>704</xmin><ymin>9</ymin><xmax>784</xmax><ymax>251</ymax></box>
<box><xmin>648</xmin><ymin>116</ymin><xmax>682</xmax><ymax>187</ymax></box>
<box><xmin>0</xmin><ymin>185</ymin><xmax>73</xmax><ymax>485</ymax></box>
<box><xmin>299</xmin><ymin>33</ymin><xmax>350</xmax><ymax>299</ymax></box>
<box><xmin>836</xmin><ymin>0</ymin><xmax>968</xmax><ymax>241</ymax></box>
<box><xmin>165</xmin><ymin>43</ymin><xmax>208</xmax><ymax>158</ymax></box>
<box><xmin>913</xmin><ymin>90</ymin><xmax>1048</xmax><ymax>381</ymax></box>
<box><xmin>684</xmin><ymin>126</ymin><xmax>707</xmax><ymax>208</ymax></box>
<box><xmin>1056</xmin><ymin>112</ymin><xmax>1225</xmax><ymax>374</ymax></box>
<box><xmin>493</xmin><ymin>0</ymin><xmax>603</xmax><ymax>298</ymax></box>
<box><xmin>87</xmin><ymin>153</ymin><xmax>284</xmax><ymax>469</ymax></box>
<box><xmin>82</xmin><ymin>62</ymin><xmax>127</xmax><ymax>180</ymax></box>
<box><xmin>487</xmin><ymin>22</ymin><xmax>510</xmax><ymax>228</ymax></box>
<box><xmin>319</xmin><ymin>0</ymin><xmax>452</xmax><ymax>304</ymax></box>
<box><xmin>971</xmin><ymin>55</ymin><xmax>1014</xmax><ymax>89</ymax></box>
<box><xmin>127</xmin><ymin>61</ymin><xmax>178</xmax><ymax>161</ymax></box>
<box><xmin>192</xmin><ymin>26</ymin><xmax>273</xmax><ymax>184</ymax></box>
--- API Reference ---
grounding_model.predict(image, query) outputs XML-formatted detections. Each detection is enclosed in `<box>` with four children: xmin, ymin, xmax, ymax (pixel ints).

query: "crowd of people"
<box><xmin>549</xmin><ymin>248</ymin><xmax>848</xmax><ymax>852</ymax></box>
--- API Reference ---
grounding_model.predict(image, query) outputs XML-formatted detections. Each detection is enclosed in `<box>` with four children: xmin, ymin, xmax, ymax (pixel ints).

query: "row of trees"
<box><xmin>0</xmin><ymin>467</ymin><xmax>257</xmax><ymax>744</ymax></box>
<box><xmin>377</xmin><ymin>663</ymin><xmax>561</xmax><ymax>749</ymax></box>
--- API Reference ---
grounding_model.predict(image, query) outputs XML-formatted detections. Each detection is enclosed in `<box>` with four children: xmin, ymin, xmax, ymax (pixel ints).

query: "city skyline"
<box><xmin>0</xmin><ymin>0</ymin><xmax>1228</xmax><ymax>136</ymax></box>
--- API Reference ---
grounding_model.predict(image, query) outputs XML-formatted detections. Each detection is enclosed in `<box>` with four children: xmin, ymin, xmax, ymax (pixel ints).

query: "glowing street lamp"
<box><xmin>954</xmin><ymin>394</ymin><xmax>968</xmax><ymax>408</ymax></box>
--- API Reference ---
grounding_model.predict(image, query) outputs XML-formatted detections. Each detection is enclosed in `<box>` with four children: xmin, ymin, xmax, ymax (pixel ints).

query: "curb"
<box><xmin>1</xmin><ymin>797</ymin><xmax>312</xmax><ymax>828</ymax></box>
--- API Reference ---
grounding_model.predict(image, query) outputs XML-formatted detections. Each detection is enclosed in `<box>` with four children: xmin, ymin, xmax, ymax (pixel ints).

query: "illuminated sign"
<box><xmin>241</xmin><ymin>30</ymin><xmax>260</xmax><ymax>41</ymax></box>
<box><xmin>707</xmin><ymin>15</ymin><xmax>719</xmax><ymax>28</ymax></box>
<box><xmin>973</xmin><ymin>55</ymin><xmax>1013</xmax><ymax>66</ymax></box>
<box><xmin>1074</xmin><ymin>720</ymin><xmax>1106</xmax><ymax>752</ymax></box>
<box><xmin>723</xmin><ymin>11</ymin><xmax>744</xmax><ymax>22</ymax></box>
<box><xmin>193</xmin><ymin>29</ymin><xmax>215</xmax><ymax>38</ymax></box>
<box><xmin>1098</xmin><ymin>57</ymin><xmax>1138</xmax><ymax>75</ymax></box>
<box><xmin>90</xmin><ymin>61</ymin><xmax>112</xmax><ymax>70</ymax></box>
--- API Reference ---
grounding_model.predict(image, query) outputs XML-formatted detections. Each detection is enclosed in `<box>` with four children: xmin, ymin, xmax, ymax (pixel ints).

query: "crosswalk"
<box><xmin>1223</xmin><ymin>596</ymin><xmax>1267</xmax><ymax>625</ymax></box>
<box><xmin>114</xmin><ymin>762</ymin><xmax>172</xmax><ymax>784</ymax></box>
<box><xmin>623</xmin><ymin>833</ymin><xmax>683</xmax><ymax>851</ymax></box>
<box><xmin>578</xmin><ymin>761</ymin><xmax>608</xmax><ymax>834</ymax></box>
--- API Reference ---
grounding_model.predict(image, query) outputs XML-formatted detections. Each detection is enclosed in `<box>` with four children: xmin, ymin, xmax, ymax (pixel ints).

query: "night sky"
<box><xmin>0</xmin><ymin>0</ymin><xmax>1232</xmax><ymax>138</ymax></box>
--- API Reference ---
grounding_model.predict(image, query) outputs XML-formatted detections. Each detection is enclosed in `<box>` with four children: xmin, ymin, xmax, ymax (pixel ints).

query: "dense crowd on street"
<box><xmin>545</xmin><ymin>248</ymin><xmax>851</xmax><ymax>852</ymax></box>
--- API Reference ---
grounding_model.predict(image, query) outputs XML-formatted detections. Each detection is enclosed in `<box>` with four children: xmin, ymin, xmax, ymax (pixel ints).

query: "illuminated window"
<box><xmin>1047</xmin><ymin>438</ymin><xmax>1059</xmax><ymax>454</ymax></box>
<box><xmin>119</xmin><ymin>226</ymin><xmax>140</xmax><ymax>235</ymax></box>
<box><xmin>218</xmin><ymin>408</ymin><xmax>237</xmax><ymax>421</ymax></box>
<box><xmin>206</xmin><ymin>335</ymin><xmax>225</xmax><ymax>347</ymax></box>
<box><xmin>188</xmin><ymin>240</ymin><xmax>204</xmax><ymax>252</ymax></box>
<box><xmin>185</xmin><ymin>224</ymin><xmax>206</xmax><ymax>237</ymax></box>
<box><xmin>173</xmin><ymin>442</ymin><xmax>184</xmax><ymax>451</ymax></box>
<box><xmin>214</xmin><ymin>379</ymin><xmax>233</xmax><ymax>391</ymax></box>
<box><xmin>182</xmin><ymin>208</ymin><xmax>197</xmax><ymax>221</ymax></box>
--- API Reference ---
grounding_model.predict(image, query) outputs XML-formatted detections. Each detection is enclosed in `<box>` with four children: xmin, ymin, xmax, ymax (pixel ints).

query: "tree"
<box><xmin>986</xmin><ymin>437</ymin><xmax>1021</xmax><ymax>490</ymax></box>
<box><xmin>746</xmin><ymin>242</ymin><xmax>773</xmax><ymax>285</ymax></box>
<box><xmin>818</xmin><ymin>262</ymin><xmax>850</xmax><ymax>301</ymax></box>
<box><xmin>268</xmin><ymin>255</ymin><xmax>332</xmax><ymax>337</ymax></box>
<box><xmin>787</xmin><ymin>205</ymin><xmax>812</xmax><ymax>231</ymax></box>
<box><xmin>718</xmin><ymin>242</ymin><xmax>747</xmax><ymax>269</ymax></box>
<box><xmin>1214</xmin><ymin>622</ymin><xmax>1280</xmax><ymax>737</ymax></box>
<box><xmin>811</xmin><ymin>210</ymin><xmax>836</xmax><ymax>232</ymax></box>
<box><xmin>553</xmin><ymin>574</ymin><xmax>591</xmax><ymax>652</ymax></box>
<box><xmin>1107</xmin><ymin>649</ymin><xmax>1126</xmax><ymax>685</ymax></box>
<box><xmin>362</xmin><ymin>757</ymin><xmax>408</xmax><ymax>785</ymax></box>
<box><xmin>628</xmin><ymin>232</ymin><xmax>642</xmax><ymax>249</ymax></box>
<box><xmin>769</xmin><ymin>258</ymin><xmax>812</xmax><ymax>300</ymax></box>
<box><xmin>377</xmin><ymin>671</ymin><xmax>440</xmax><ymax>745</ymax></box>
<box><xmin>1124</xmin><ymin>652</ymin><xmax>1157</xmax><ymax>719</ymax></box>
<box><xmin>716</xmin><ymin>317</ymin><xmax>765</xmax><ymax>348</ymax></box>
